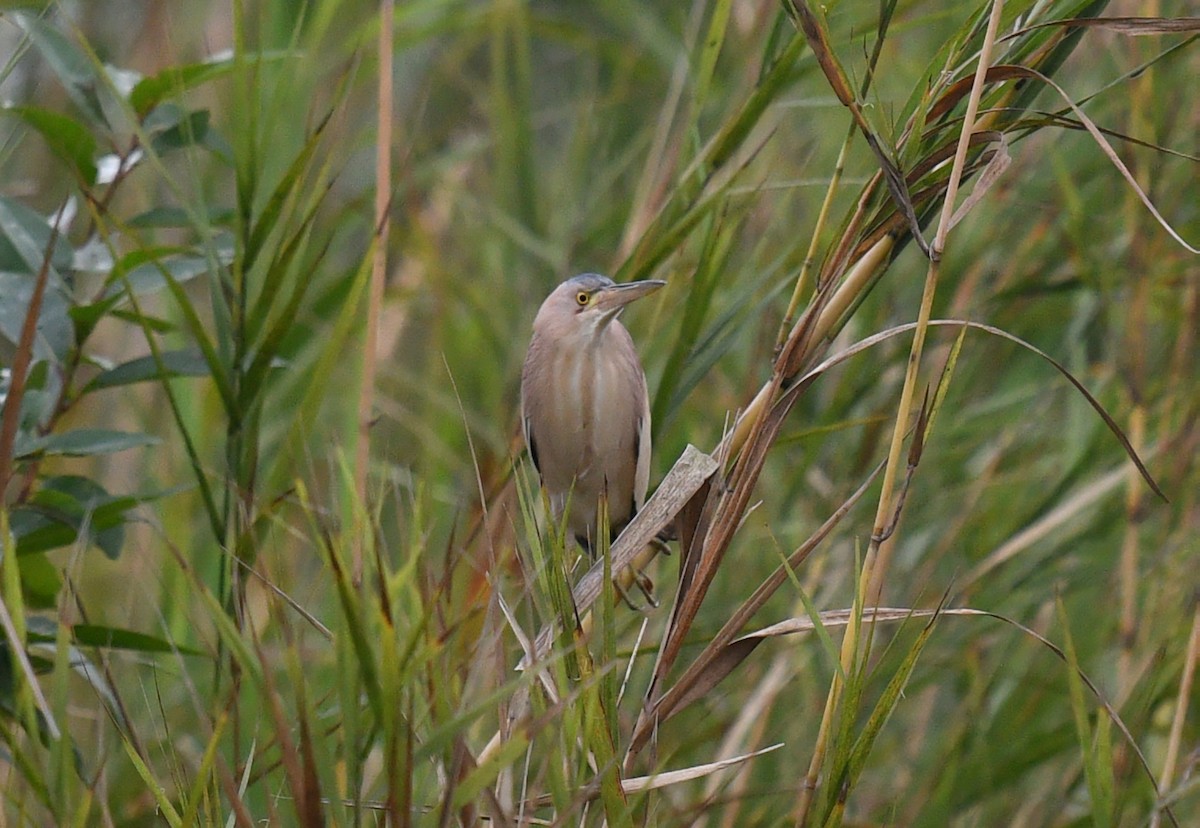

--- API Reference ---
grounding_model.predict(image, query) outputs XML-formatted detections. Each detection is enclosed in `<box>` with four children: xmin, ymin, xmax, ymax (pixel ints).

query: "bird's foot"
<box><xmin>616</xmin><ymin>569</ymin><xmax>659</xmax><ymax>613</ymax></box>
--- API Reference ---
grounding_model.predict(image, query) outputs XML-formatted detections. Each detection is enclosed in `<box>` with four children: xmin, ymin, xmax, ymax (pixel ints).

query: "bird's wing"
<box><xmin>520</xmin><ymin>338</ymin><xmax>544</xmax><ymax>480</ymax></box>
<box><xmin>523</xmin><ymin>413</ymin><xmax>542</xmax><ymax>477</ymax></box>
<box><xmin>633</xmin><ymin>391</ymin><xmax>651</xmax><ymax>512</ymax></box>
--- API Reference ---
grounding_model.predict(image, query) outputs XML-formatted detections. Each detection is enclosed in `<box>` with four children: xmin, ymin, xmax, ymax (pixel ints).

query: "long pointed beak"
<box><xmin>591</xmin><ymin>279</ymin><xmax>666</xmax><ymax>314</ymax></box>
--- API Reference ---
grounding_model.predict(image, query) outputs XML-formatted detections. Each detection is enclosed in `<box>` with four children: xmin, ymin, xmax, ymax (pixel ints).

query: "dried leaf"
<box><xmin>483</xmin><ymin>445</ymin><xmax>720</xmax><ymax>767</ymax></box>
<box><xmin>622</xmin><ymin>742</ymin><xmax>784</xmax><ymax>792</ymax></box>
<box><xmin>630</xmin><ymin>460</ymin><xmax>883</xmax><ymax>757</ymax></box>
<box><xmin>551</xmin><ymin>444</ymin><xmax>719</xmax><ymax>641</ymax></box>
<box><xmin>1004</xmin><ymin>16</ymin><xmax>1200</xmax><ymax>40</ymax></box>
<box><xmin>949</xmin><ymin>132</ymin><xmax>1011</xmax><ymax>230</ymax></box>
<box><xmin>928</xmin><ymin>65</ymin><xmax>1030</xmax><ymax>122</ymax></box>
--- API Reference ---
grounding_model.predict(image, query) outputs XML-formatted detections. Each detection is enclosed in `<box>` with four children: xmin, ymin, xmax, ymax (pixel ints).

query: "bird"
<box><xmin>521</xmin><ymin>273</ymin><xmax>666</xmax><ymax>555</ymax></box>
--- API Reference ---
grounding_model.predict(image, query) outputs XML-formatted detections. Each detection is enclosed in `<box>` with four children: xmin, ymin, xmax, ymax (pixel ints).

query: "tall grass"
<box><xmin>0</xmin><ymin>0</ymin><xmax>1196</xmax><ymax>825</ymax></box>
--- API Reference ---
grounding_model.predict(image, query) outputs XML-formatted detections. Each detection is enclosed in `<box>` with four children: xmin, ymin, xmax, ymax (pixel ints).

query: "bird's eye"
<box><xmin>575</xmin><ymin>291</ymin><xmax>590</xmax><ymax>306</ymax></box>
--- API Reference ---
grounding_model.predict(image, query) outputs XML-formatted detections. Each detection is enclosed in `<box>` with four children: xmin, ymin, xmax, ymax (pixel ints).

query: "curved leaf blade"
<box><xmin>13</xmin><ymin>12</ymin><xmax>108</xmax><ymax>126</ymax></box>
<box><xmin>85</xmin><ymin>348</ymin><xmax>210</xmax><ymax>392</ymax></box>
<box><xmin>2</xmin><ymin>106</ymin><xmax>97</xmax><ymax>185</ymax></box>
<box><xmin>15</xmin><ymin>429</ymin><xmax>159</xmax><ymax>459</ymax></box>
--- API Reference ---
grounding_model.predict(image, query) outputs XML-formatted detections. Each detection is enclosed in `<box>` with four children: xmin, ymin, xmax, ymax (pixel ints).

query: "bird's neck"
<box><xmin>579</xmin><ymin>316</ymin><xmax>622</xmax><ymax>350</ymax></box>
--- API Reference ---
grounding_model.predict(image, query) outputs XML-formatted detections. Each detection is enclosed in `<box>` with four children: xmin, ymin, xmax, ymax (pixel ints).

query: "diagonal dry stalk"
<box><xmin>626</xmin><ymin>459</ymin><xmax>885</xmax><ymax>760</ymax></box>
<box><xmin>478</xmin><ymin>445</ymin><xmax>717</xmax><ymax>766</ymax></box>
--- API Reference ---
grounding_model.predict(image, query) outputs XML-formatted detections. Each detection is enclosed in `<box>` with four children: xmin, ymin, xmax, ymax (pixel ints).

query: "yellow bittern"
<box><xmin>520</xmin><ymin>273</ymin><xmax>665</xmax><ymax>554</ymax></box>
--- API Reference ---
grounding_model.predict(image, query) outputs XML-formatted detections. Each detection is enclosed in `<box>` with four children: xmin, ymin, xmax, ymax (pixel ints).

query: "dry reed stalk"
<box><xmin>355</xmin><ymin>0</ymin><xmax>395</xmax><ymax>586</ymax></box>
<box><xmin>1118</xmin><ymin>405</ymin><xmax>1146</xmax><ymax>700</ymax></box>
<box><xmin>1150</xmin><ymin>600</ymin><xmax>1200</xmax><ymax>828</ymax></box>
<box><xmin>794</xmin><ymin>0</ymin><xmax>1007</xmax><ymax>822</ymax></box>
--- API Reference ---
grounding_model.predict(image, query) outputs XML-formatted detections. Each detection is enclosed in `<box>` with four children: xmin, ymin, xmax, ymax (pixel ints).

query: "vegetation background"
<box><xmin>0</xmin><ymin>0</ymin><xmax>1196</xmax><ymax>825</ymax></box>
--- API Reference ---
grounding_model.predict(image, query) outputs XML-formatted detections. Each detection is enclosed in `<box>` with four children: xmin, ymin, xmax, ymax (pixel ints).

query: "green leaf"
<box><xmin>142</xmin><ymin>102</ymin><xmax>220</xmax><ymax>157</ymax></box>
<box><xmin>100</xmin><ymin>238</ymin><xmax>231</xmax><ymax>300</ymax></box>
<box><xmin>693</xmin><ymin>0</ymin><xmax>733</xmax><ymax>113</ymax></box>
<box><xmin>839</xmin><ymin>611</ymin><xmax>938</xmax><ymax>798</ymax></box>
<box><xmin>2</xmin><ymin>106</ymin><xmax>97</xmax><ymax>185</ymax></box>
<box><xmin>69</xmin><ymin>301</ymin><xmax>177</xmax><ymax>339</ymax></box>
<box><xmin>242</xmin><ymin>109</ymin><xmax>332</xmax><ymax>278</ymax></box>
<box><xmin>660</xmin><ymin>275</ymin><xmax>788</xmax><ymax>431</ymax></box>
<box><xmin>0</xmin><ymin>272</ymin><xmax>74</xmax><ymax>361</ymax></box>
<box><xmin>0</xmin><ymin>196</ymin><xmax>73</xmax><ymax>276</ymax></box>
<box><xmin>13</xmin><ymin>12</ymin><xmax>108</xmax><ymax>126</ymax></box>
<box><xmin>141</xmin><ymin>100</ymin><xmax>182</xmax><ymax>132</ymax></box>
<box><xmin>127</xmin><ymin>205</ymin><xmax>235</xmax><ymax>229</ymax></box>
<box><xmin>18</xmin><ymin>553</ymin><xmax>62</xmax><ymax>610</ymax></box>
<box><xmin>5</xmin><ymin>360</ymin><xmax>63</xmax><ymax>437</ymax></box>
<box><xmin>102</xmin><ymin>251</ymin><xmax>215</xmax><ymax>299</ymax></box>
<box><xmin>15</xmin><ymin>429</ymin><xmax>159</xmax><ymax>459</ymax></box>
<box><xmin>119</xmin><ymin>734</ymin><xmax>182</xmax><ymax>827</ymax></box>
<box><xmin>129</xmin><ymin>51</ymin><xmax>290</xmax><ymax>118</ymax></box>
<box><xmin>150</xmin><ymin>108</ymin><xmax>211</xmax><ymax>155</ymax></box>
<box><xmin>69</xmin><ymin>625</ymin><xmax>204</xmax><ymax>656</ymax></box>
<box><xmin>19</xmin><ymin>629</ymin><xmax>129</xmax><ymax>737</ymax></box>
<box><xmin>1058</xmin><ymin>597</ymin><xmax>1115</xmax><ymax>827</ymax></box>
<box><xmin>651</xmin><ymin>210</ymin><xmax>737</xmax><ymax>429</ymax></box>
<box><xmin>10</xmin><ymin>475</ymin><xmax>142</xmax><ymax>559</ymax></box>
<box><xmin>85</xmin><ymin>348</ymin><xmax>211</xmax><ymax>391</ymax></box>
<box><xmin>8</xmin><ymin>512</ymin><xmax>76</xmax><ymax>558</ymax></box>
<box><xmin>106</xmin><ymin>308</ymin><xmax>176</xmax><ymax>332</ymax></box>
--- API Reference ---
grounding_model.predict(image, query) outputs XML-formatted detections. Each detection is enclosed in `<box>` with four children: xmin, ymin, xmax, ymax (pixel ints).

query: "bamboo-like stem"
<box><xmin>866</xmin><ymin>0</ymin><xmax>1004</xmax><ymax>603</ymax></box>
<box><xmin>1150</xmin><ymin>599</ymin><xmax>1200</xmax><ymax>828</ymax></box>
<box><xmin>354</xmin><ymin>0</ymin><xmax>395</xmax><ymax>586</ymax></box>
<box><xmin>1117</xmin><ymin>405</ymin><xmax>1145</xmax><ymax>699</ymax></box>
<box><xmin>794</xmin><ymin>2</ymin><xmax>1006</xmax><ymax>823</ymax></box>
<box><xmin>1118</xmin><ymin>0</ymin><xmax>1156</xmax><ymax>706</ymax></box>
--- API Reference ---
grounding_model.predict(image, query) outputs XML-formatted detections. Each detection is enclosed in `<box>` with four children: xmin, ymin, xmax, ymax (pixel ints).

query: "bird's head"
<box><xmin>536</xmin><ymin>273</ymin><xmax>666</xmax><ymax>338</ymax></box>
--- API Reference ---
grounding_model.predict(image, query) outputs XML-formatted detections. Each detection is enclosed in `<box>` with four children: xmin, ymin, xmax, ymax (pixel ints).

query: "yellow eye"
<box><xmin>575</xmin><ymin>291</ymin><xmax>590</xmax><ymax>306</ymax></box>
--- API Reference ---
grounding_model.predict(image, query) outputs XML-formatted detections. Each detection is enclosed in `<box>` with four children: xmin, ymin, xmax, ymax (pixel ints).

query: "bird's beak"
<box><xmin>591</xmin><ymin>279</ymin><xmax>667</xmax><ymax>315</ymax></box>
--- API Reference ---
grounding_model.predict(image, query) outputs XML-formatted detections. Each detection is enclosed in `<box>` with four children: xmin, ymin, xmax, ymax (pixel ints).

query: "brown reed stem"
<box><xmin>355</xmin><ymin>0</ymin><xmax>395</xmax><ymax>586</ymax></box>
